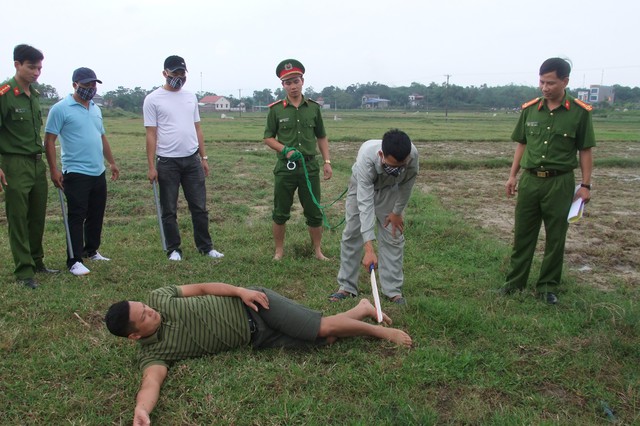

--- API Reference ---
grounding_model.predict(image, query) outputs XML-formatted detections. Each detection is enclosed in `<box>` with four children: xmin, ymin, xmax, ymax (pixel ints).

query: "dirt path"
<box><xmin>419</xmin><ymin>141</ymin><xmax>640</xmax><ymax>290</ymax></box>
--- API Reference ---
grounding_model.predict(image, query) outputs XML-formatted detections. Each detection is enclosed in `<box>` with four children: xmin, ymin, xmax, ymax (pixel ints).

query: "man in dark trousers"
<box><xmin>44</xmin><ymin>67</ymin><xmax>120</xmax><ymax>276</ymax></box>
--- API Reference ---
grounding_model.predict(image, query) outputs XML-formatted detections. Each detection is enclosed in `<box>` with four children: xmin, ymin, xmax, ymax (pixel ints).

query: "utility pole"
<box><xmin>200</xmin><ymin>72</ymin><xmax>203</xmax><ymax>94</ymax></box>
<box><xmin>444</xmin><ymin>74</ymin><xmax>450</xmax><ymax>119</ymax></box>
<box><xmin>238</xmin><ymin>89</ymin><xmax>242</xmax><ymax>118</ymax></box>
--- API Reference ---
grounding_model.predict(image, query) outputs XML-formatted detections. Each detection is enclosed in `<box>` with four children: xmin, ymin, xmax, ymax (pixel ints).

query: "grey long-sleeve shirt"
<box><xmin>351</xmin><ymin>139</ymin><xmax>419</xmax><ymax>242</ymax></box>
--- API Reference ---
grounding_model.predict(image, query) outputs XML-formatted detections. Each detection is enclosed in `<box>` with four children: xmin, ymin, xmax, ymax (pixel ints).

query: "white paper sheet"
<box><xmin>567</xmin><ymin>185</ymin><xmax>585</xmax><ymax>223</ymax></box>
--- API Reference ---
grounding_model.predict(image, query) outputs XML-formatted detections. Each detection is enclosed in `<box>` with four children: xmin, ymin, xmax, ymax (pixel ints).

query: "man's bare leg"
<box><xmin>318</xmin><ymin>303</ymin><xmax>412</xmax><ymax>347</ymax></box>
<box><xmin>273</xmin><ymin>223</ymin><xmax>286</xmax><ymax>260</ymax></box>
<box><xmin>308</xmin><ymin>226</ymin><xmax>328</xmax><ymax>261</ymax></box>
<box><xmin>336</xmin><ymin>299</ymin><xmax>392</xmax><ymax>326</ymax></box>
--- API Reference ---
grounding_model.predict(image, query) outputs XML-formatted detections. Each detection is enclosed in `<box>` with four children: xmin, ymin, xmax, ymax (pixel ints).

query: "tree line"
<box><xmin>33</xmin><ymin>81</ymin><xmax>640</xmax><ymax>113</ymax></box>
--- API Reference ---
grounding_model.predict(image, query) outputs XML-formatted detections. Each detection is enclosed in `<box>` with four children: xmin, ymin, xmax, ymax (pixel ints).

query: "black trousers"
<box><xmin>63</xmin><ymin>172</ymin><xmax>107</xmax><ymax>268</ymax></box>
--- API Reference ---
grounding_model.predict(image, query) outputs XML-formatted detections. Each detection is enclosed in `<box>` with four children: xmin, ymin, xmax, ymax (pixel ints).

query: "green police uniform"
<box><xmin>0</xmin><ymin>77</ymin><xmax>49</xmax><ymax>280</ymax></box>
<box><xmin>264</xmin><ymin>96</ymin><xmax>326</xmax><ymax>226</ymax></box>
<box><xmin>504</xmin><ymin>92</ymin><xmax>596</xmax><ymax>292</ymax></box>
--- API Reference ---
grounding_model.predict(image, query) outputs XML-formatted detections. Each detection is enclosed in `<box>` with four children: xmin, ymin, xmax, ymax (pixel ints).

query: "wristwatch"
<box><xmin>201</xmin><ymin>156</ymin><xmax>208</xmax><ymax>161</ymax></box>
<box><xmin>580</xmin><ymin>183</ymin><xmax>592</xmax><ymax>190</ymax></box>
<box><xmin>324</xmin><ymin>160</ymin><xmax>331</xmax><ymax>164</ymax></box>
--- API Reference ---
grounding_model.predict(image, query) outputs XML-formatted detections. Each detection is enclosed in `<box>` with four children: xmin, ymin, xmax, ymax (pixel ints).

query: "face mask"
<box><xmin>382</xmin><ymin>163</ymin><xmax>404</xmax><ymax>177</ymax></box>
<box><xmin>166</xmin><ymin>75</ymin><xmax>186</xmax><ymax>89</ymax></box>
<box><xmin>76</xmin><ymin>86</ymin><xmax>97</xmax><ymax>101</ymax></box>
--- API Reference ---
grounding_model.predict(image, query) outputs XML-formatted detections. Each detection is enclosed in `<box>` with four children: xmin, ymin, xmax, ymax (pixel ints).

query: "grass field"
<box><xmin>0</xmin><ymin>110</ymin><xmax>638</xmax><ymax>425</ymax></box>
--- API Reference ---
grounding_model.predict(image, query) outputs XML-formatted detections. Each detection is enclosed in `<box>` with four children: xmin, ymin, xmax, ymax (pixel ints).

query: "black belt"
<box><xmin>245</xmin><ymin>306</ymin><xmax>258</xmax><ymax>334</ymax></box>
<box><xmin>527</xmin><ymin>168</ymin><xmax>568</xmax><ymax>178</ymax></box>
<box><xmin>2</xmin><ymin>153</ymin><xmax>42</xmax><ymax>160</ymax></box>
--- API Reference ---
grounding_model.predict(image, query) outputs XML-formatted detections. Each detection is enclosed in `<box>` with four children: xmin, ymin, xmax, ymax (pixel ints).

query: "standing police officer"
<box><xmin>263</xmin><ymin>59</ymin><xmax>332</xmax><ymax>261</ymax></box>
<box><xmin>0</xmin><ymin>44</ymin><xmax>58</xmax><ymax>289</ymax></box>
<box><xmin>500</xmin><ymin>57</ymin><xmax>595</xmax><ymax>304</ymax></box>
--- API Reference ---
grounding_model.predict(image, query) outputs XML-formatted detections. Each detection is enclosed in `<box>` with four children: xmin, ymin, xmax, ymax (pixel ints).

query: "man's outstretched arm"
<box><xmin>178</xmin><ymin>283</ymin><xmax>269</xmax><ymax>312</ymax></box>
<box><xmin>133</xmin><ymin>364</ymin><xmax>168</xmax><ymax>426</ymax></box>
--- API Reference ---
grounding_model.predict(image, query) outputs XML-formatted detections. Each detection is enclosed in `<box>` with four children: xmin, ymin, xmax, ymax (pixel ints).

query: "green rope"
<box><xmin>282</xmin><ymin>147</ymin><xmax>347</xmax><ymax>229</ymax></box>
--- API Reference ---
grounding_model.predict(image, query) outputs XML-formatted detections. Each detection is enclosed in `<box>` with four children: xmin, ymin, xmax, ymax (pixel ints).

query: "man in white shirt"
<box><xmin>143</xmin><ymin>55</ymin><xmax>223</xmax><ymax>261</ymax></box>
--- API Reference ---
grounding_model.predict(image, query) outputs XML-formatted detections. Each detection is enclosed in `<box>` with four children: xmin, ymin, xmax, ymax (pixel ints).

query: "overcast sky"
<box><xmin>2</xmin><ymin>0</ymin><xmax>638</xmax><ymax>98</ymax></box>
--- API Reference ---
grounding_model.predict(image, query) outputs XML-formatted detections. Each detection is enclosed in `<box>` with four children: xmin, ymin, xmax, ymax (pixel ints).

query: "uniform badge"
<box><xmin>284</xmin><ymin>63</ymin><xmax>293</xmax><ymax>71</ymax></box>
<box><xmin>0</xmin><ymin>84</ymin><xmax>10</xmax><ymax>96</ymax></box>
<box><xmin>14</xmin><ymin>87</ymin><xmax>21</xmax><ymax>96</ymax></box>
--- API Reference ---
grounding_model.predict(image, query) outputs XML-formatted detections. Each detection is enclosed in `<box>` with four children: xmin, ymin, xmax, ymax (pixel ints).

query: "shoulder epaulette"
<box><xmin>307</xmin><ymin>98</ymin><xmax>320</xmax><ymax>105</ymax></box>
<box><xmin>268</xmin><ymin>99</ymin><xmax>284</xmax><ymax>108</ymax></box>
<box><xmin>0</xmin><ymin>84</ymin><xmax>10</xmax><ymax>96</ymax></box>
<box><xmin>574</xmin><ymin>98</ymin><xmax>593</xmax><ymax>112</ymax></box>
<box><xmin>521</xmin><ymin>97</ymin><xmax>541</xmax><ymax>110</ymax></box>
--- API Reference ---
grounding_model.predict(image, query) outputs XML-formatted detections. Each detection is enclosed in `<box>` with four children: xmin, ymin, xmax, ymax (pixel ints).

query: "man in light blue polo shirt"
<box><xmin>44</xmin><ymin>67</ymin><xmax>119</xmax><ymax>276</ymax></box>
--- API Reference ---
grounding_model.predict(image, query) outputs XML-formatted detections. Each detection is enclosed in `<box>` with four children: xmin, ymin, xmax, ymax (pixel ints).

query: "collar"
<box><xmin>138</xmin><ymin>325</ymin><xmax>162</xmax><ymax>345</ymax></box>
<box><xmin>284</xmin><ymin>95</ymin><xmax>306</xmax><ymax>108</ymax></box>
<box><xmin>69</xmin><ymin>93</ymin><xmax>94</xmax><ymax>107</ymax></box>
<box><xmin>538</xmin><ymin>91</ymin><xmax>571</xmax><ymax>111</ymax></box>
<box><xmin>9</xmin><ymin>77</ymin><xmax>39</xmax><ymax>97</ymax></box>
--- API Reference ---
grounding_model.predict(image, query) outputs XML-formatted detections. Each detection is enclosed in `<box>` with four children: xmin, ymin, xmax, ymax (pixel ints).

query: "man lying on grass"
<box><xmin>105</xmin><ymin>282</ymin><xmax>412</xmax><ymax>425</ymax></box>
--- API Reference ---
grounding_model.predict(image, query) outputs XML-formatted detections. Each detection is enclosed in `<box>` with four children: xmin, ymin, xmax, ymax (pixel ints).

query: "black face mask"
<box><xmin>76</xmin><ymin>86</ymin><xmax>97</xmax><ymax>101</ymax></box>
<box><xmin>166</xmin><ymin>75</ymin><xmax>186</xmax><ymax>89</ymax></box>
<box><xmin>382</xmin><ymin>162</ymin><xmax>404</xmax><ymax>177</ymax></box>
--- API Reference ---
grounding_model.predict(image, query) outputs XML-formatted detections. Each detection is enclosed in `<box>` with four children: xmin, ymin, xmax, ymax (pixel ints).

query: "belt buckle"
<box><xmin>536</xmin><ymin>171</ymin><xmax>548</xmax><ymax>178</ymax></box>
<box><xmin>35</xmin><ymin>153</ymin><xmax>42</xmax><ymax>160</ymax></box>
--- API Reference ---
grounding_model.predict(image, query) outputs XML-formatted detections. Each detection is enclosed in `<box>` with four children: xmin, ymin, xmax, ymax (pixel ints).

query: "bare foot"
<box><xmin>381</xmin><ymin>328</ymin><xmax>413</xmax><ymax>347</ymax></box>
<box><xmin>273</xmin><ymin>250</ymin><xmax>284</xmax><ymax>261</ymax></box>
<box><xmin>358</xmin><ymin>299</ymin><xmax>392</xmax><ymax>326</ymax></box>
<box><xmin>315</xmin><ymin>252</ymin><xmax>329</xmax><ymax>261</ymax></box>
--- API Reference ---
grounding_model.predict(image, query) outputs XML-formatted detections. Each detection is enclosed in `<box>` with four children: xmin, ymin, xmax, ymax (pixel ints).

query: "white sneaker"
<box><xmin>70</xmin><ymin>262</ymin><xmax>90</xmax><ymax>276</ymax></box>
<box><xmin>168</xmin><ymin>250</ymin><xmax>182</xmax><ymax>261</ymax></box>
<box><xmin>206</xmin><ymin>249</ymin><xmax>224</xmax><ymax>259</ymax></box>
<box><xmin>90</xmin><ymin>252</ymin><xmax>111</xmax><ymax>261</ymax></box>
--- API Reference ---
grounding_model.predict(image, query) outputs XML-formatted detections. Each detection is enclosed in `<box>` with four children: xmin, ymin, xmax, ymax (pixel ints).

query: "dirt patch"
<box><xmin>415</xmin><ymin>141</ymin><xmax>640</xmax><ymax>290</ymax></box>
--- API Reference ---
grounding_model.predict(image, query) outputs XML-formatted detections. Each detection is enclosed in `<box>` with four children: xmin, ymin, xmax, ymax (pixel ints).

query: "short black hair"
<box><xmin>539</xmin><ymin>57</ymin><xmax>571</xmax><ymax>79</ymax></box>
<box><xmin>13</xmin><ymin>44</ymin><xmax>44</xmax><ymax>64</ymax></box>
<box><xmin>104</xmin><ymin>301</ymin><xmax>136</xmax><ymax>337</ymax></box>
<box><xmin>381</xmin><ymin>129</ymin><xmax>412</xmax><ymax>162</ymax></box>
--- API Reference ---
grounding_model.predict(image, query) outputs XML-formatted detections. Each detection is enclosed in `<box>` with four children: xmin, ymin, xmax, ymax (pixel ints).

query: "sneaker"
<box><xmin>545</xmin><ymin>292</ymin><xmax>558</xmax><ymax>305</ymax></box>
<box><xmin>168</xmin><ymin>250</ymin><xmax>182</xmax><ymax>261</ymax></box>
<box><xmin>90</xmin><ymin>252</ymin><xmax>111</xmax><ymax>261</ymax></box>
<box><xmin>70</xmin><ymin>262</ymin><xmax>90</xmax><ymax>276</ymax></box>
<box><xmin>206</xmin><ymin>249</ymin><xmax>224</xmax><ymax>259</ymax></box>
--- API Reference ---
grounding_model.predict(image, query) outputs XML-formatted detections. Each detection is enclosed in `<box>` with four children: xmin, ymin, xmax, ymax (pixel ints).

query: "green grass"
<box><xmin>102</xmin><ymin>108</ymin><xmax>640</xmax><ymax>143</ymax></box>
<box><xmin>0</xmin><ymin>112</ymin><xmax>639</xmax><ymax>424</ymax></box>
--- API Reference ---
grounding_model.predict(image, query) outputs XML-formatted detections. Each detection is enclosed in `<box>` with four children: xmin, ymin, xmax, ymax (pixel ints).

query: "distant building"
<box><xmin>588</xmin><ymin>85</ymin><xmax>615</xmax><ymax>104</ymax></box>
<box><xmin>408</xmin><ymin>93</ymin><xmax>424</xmax><ymax>108</ymax></box>
<box><xmin>199</xmin><ymin>95</ymin><xmax>231</xmax><ymax>111</ymax></box>
<box><xmin>93</xmin><ymin>94</ymin><xmax>105</xmax><ymax>107</ymax></box>
<box><xmin>577</xmin><ymin>90</ymin><xmax>589</xmax><ymax>102</ymax></box>
<box><xmin>362</xmin><ymin>94</ymin><xmax>390</xmax><ymax>109</ymax></box>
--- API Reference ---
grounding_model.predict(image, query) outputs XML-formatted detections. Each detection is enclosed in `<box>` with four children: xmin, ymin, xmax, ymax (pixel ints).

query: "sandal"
<box><xmin>328</xmin><ymin>291</ymin><xmax>355</xmax><ymax>302</ymax></box>
<box><xmin>389</xmin><ymin>296</ymin><xmax>406</xmax><ymax>305</ymax></box>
